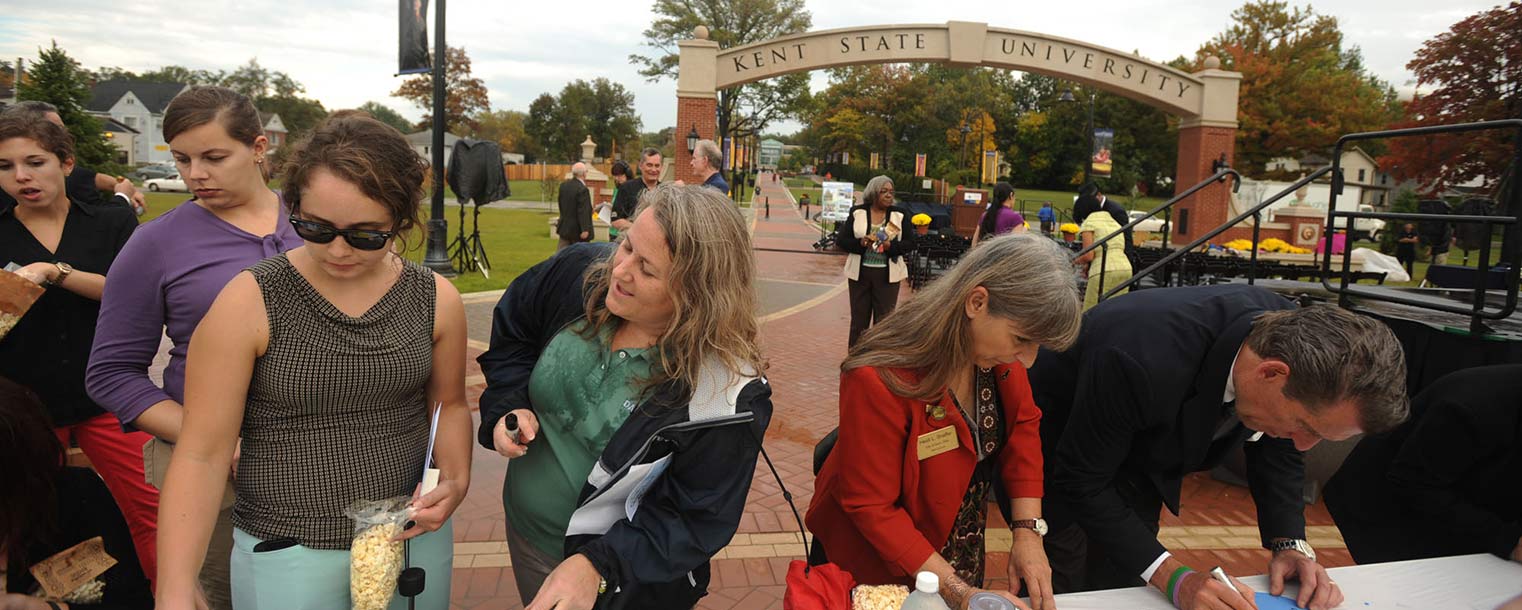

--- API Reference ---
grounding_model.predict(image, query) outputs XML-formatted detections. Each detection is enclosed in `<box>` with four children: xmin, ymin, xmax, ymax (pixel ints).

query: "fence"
<box><xmin>503</xmin><ymin>162</ymin><xmax>614</xmax><ymax>181</ymax></box>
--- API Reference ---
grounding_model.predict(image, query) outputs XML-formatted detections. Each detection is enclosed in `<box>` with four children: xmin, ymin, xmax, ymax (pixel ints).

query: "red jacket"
<box><xmin>805</xmin><ymin>365</ymin><xmax>1044</xmax><ymax>585</ymax></box>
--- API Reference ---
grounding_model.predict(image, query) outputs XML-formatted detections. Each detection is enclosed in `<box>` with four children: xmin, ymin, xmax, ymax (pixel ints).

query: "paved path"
<box><xmin>439</xmin><ymin>174</ymin><xmax>1353</xmax><ymax>609</ymax></box>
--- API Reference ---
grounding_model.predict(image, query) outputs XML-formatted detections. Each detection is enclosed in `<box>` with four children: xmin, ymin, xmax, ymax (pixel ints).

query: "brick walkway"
<box><xmin>442</xmin><ymin>175</ymin><xmax>1354</xmax><ymax>609</ymax></box>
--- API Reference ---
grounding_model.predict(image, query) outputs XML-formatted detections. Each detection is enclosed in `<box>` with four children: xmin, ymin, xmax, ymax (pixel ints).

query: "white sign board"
<box><xmin>820</xmin><ymin>181</ymin><xmax>855</xmax><ymax>222</ymax></box>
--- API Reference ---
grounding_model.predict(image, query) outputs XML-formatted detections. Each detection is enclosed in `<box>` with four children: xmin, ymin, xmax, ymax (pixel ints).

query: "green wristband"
<box><xmin>1165</xmin><ymin>565</ymin><xmax>1192</xmax><ymax>604</ymax></box>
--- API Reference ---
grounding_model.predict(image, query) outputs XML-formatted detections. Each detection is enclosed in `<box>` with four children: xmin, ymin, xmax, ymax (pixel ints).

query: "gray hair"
<box><xmin>693</xmin><ymin>139</ymin><xmax>722</xmax><ymax>171</ymax></box>
<box><xmin>843</xmin><ymin>232</ymin><xmax>1082</xmax><ymax>400</ymax></box>
<box><xmin>862</xmin><ymin>175</ymin><xmax>894</xmax><ymax>208</ymax></box>
<box><xmin>1245</xmin><ymin>305</ymin><xmax>1409</xmax><ymax>433</ymax></box>
<box><xmin>571</xmin><ymin>162</ymin><xmax>587</xmax><ymax>178</ymax></box>
<box><xmin>3</xmin><ymin>100</ymin><xmax>59</xmax><ymax>118</ymax></box>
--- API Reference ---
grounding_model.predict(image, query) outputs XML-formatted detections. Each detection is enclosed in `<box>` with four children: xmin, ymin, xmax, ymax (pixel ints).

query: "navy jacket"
<box><xmin>476</xmin><ymin>244</ymin><xmax>773</xmax><ymax>609</ymax></box>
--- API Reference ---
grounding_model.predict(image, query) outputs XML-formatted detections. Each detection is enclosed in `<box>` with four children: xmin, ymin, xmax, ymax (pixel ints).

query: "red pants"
<box><xmin>56</xmin><ymin>413</ymin><xmax>159</xmax><ymax>586</ymax></box>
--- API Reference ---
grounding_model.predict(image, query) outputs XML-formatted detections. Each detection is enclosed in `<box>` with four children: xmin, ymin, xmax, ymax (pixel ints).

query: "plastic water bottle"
<box><xmin>966</xmin><ymin>591</ymin><xmax>1019</xmax><ymax>610</ymax></box>
<box><xmin>900</xmin><ymin>572</ymin><xmax>952</xmax><ymax>610</ymax></box>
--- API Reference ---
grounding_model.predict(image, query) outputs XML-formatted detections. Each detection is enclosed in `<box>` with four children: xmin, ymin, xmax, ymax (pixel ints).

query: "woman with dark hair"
<box><xmin>86</xmin><ymin>85</ymin><xmax>304</xmax><ymax>609</ymax></box>
<box><xmin>0</xmin><ymin>113</ymin><xmax>155</xmax><ymax>586</ymax></box>
<box><xmin>808</xmin><ymin>233</ymin><xmax>1082</xmax><ymax>610</ymax></box>
<box><xmin>837</xmin><ymin>175</ymin><xmax>914</xmax><ymax>347</ymax></box>
<box><xmin>973</xmin><ymin>182</ymin><xmax>1027</xmax><ymax>247</ymax></box>
<box><xmin>0</xmin><ymin>376</ymin><xmax>154</xmax><ymax>610</ymax></box>
<box><xmin>1073</xmin><ymin>197</ymin><xmax>1131</xmax><ymax>309</ymax></box>
<box><xmin>478</xmin><ymin>185</ymin><xmax>772</xmax><ymax>609</ymax></box>
<box><xmin>155</xmin><ymin>114</ymin><xmax>469</xmax><ymax>609</ymax></box>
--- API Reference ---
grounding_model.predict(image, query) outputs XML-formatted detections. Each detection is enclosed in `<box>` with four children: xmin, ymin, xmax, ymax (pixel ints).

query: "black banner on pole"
<box><xmin>399</xmin><ymin>0</ymin><xmax>431</xmax><ymax>75</ymax></box>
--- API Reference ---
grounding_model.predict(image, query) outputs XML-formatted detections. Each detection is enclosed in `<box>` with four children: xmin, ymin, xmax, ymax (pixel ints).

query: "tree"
<box><xmin>138</xmin><ymin>65</ymin><xmax>224</xmax><ymax>85</ymax></box>
<box><xmin>17</xmin><ymin>42</ymin><xmax>118</xmax><ymax>170</ymax></box>
<box><xmin>390</xmin><ymin>46</ymin><xmax>491</xmax><ymax>134</ymax></box>
<box><xmin>470</xmin><ymin>109</ymin><xmax>534</xmax><ymax>157</ymax></box>
<box><xmin>357</xmin><ymin>101</ymin><xmax>415</xmax><ymax>133</ymax></box>
<box><xmin>1191</xmin><ymin>1</ymin><xmax>1401</xmax><ymax>174</ymax></box>
<box><xmin>1381</xmin><ymin>3</ymin><xmax>1522</xmax><ymax>193</ymax></box>
<box><xmin>522</xmin><ymin>79</ymin><xmax>642</xmax><ymax>162</ymax></box>
<box><xmin>630</xmin><ymin>0</ymin><xmax>813</xmax><ymax>142</ymax></box>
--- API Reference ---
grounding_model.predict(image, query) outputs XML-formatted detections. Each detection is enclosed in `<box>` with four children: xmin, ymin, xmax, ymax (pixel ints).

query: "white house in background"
<box><xmin>405</xmin><ymin>130</ymin><xmax>461</xmax><ymax>167</ymax></box>
<box><xmin>1266</xmin><ymin>147</ymin><xmax>1396</xmax><ymax>207</ymax></box>
<box><xmin>258</xmin><ymin>112</ymin><xmax>288</xmax><ymax>150</ymax></box>
<box><xmin>85</xmin><ymin>80</ymin><xmax>190</xmax><ymax>165</ymax></box>
<box><xmin>100</xmin><ymin>117</ymin><xmax>140</xmax><ymax>166</ymax></box>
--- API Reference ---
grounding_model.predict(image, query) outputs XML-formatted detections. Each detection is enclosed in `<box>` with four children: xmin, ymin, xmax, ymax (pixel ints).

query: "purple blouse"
<box><xmin>994</xmin><ymin>208</ymin><xmax>1026</xmax><ymax>236</ymax></box>
<box><xmin>86</xmin><ymin>197</ymin><xmax>304</xmax><ymax>426</ymax></box>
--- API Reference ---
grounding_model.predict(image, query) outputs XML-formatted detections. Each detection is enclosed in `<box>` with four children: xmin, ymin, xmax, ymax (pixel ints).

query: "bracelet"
<box><xmin>1165</xmin><ymin>566</ymin><xmax>1194</xmax><ymax>607</ymax></box>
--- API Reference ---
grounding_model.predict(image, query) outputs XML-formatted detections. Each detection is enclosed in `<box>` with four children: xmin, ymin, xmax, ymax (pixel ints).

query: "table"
<box><xmin>1050</xmin><ymin>554</ymin><xmax>1522</xmax><ymax>610</ymax></box>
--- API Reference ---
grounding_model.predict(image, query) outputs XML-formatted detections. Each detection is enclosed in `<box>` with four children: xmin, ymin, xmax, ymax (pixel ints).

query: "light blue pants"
<box><xmin>229</xmin><ymin>521</ymin><xmax>453</xmax><ymax>610</ymax></box>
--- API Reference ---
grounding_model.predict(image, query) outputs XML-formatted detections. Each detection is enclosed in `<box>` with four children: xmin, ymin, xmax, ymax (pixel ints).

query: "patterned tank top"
<box><xmin>232</xmin><ymin>253</ymin><xmax>436</xmax><ymax>549</ymax></box>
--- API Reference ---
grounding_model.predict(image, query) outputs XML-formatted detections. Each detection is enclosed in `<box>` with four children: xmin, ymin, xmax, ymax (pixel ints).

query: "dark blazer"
<box><xmin>1325</xmin><ymin>364</ymin><xmax>1522</xmax><ymax>564</ymax></box>
<box><xmin>556</xmin><ymin>178</ymin><xmax>592</xmax><ymax>241</ymax></box>
<box><xmin>1028</xmin><ymin>284</ymin><xmax>1305</xmax><ymax>577</ymax></box>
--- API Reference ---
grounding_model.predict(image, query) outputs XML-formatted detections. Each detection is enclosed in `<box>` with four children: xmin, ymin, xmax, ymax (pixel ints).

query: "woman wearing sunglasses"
<box><xmin>86</xmin><ymin>86</ymin><xmax>304</xmax><ymax>609</ymax></box>
<box><xmin>155</xmin><ymin>114</ymin><xmax>470</xmax><ymax>610</ymax></box>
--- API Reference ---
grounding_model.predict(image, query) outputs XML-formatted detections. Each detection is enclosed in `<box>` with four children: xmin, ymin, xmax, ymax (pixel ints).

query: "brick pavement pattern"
<box><xmin>443</xmin><ymin>173</ymin><xmax>1355</xmax><ymax>610</ymax></box>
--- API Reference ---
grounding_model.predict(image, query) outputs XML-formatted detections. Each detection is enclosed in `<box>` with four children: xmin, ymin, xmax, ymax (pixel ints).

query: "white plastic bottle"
<box><xmin>900</xmin><ymin>571</ymin><xmax>952</xmax><ymax>610</ymax></box>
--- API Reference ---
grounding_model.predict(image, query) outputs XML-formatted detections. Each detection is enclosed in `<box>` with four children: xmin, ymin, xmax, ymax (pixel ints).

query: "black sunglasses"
<box><xmin>288</xmin><ymin>216</ymin><xmax>395</xmax><ymax>251</ymax></box>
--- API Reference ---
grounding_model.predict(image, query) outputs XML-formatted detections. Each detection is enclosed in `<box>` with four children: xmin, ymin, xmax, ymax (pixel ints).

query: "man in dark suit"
<box><xmin>1029</xmin><ymin>284</ymin><xmax>1409</xmax><ymax>610</ymax></box>
<box><xmin>556</xmin><ymin>162</ymin><xmax>592</xmax><ymax>250</ymax></box>
<box><xmin>1325</xmin><ymin>364</ymin><xmax>1522</xmax><ymax>566</ymax></box>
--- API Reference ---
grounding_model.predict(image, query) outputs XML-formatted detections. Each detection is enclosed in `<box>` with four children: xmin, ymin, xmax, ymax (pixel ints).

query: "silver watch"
<box><xmin>1267</xmin><ymin>538</ymin><xmax>1315</xmax><ymax>562</ymax></box>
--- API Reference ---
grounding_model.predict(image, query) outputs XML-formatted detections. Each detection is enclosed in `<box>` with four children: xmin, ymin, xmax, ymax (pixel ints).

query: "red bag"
<box><xmin>783</xmin><ymin>560</ymin><xmax>856</xmax><ymax>610</ymax></box>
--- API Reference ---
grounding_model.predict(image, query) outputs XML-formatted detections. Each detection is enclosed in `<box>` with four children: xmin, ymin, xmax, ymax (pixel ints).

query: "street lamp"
<box><xmin>958</xmin><ymin>121</ymin><xmax>971</xmax><ymax>176</ymax></box>
<box><xmin>686</xmin><ymin>125</ymin><xmax>699</xmax><ymax>153</ymax></box>
<box><xmin>1060</xmin><ymin>88</ymin><xmax>1097</xmax><ymax>186</ymax></box>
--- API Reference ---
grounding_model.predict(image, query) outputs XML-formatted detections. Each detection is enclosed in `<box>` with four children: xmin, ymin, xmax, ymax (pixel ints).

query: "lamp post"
<box><xmin>1059</xmin><ymin>88</ymin><xmax>1096</xmax><ymax>187</ymax></box>
<box><xmin>421</xmin><ymin>0</ymin><xmax>455</xmax><ymax>276</ymax></box>
<box><xmin>958</xmin><ymin>121</ymin><xmax>971</xmax><ymax>177</ymax></box>
<box><xmin>686</xmin><ymin>125</ymin><xmax>699</xmax><ymax>153</ymax></box>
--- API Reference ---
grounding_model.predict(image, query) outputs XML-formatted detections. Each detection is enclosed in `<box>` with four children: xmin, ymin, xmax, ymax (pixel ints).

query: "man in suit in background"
<box><xmin>556</xmin><ymin>162</ymin><xmax>592</xmax><ymax>250</ymax></box>
<box><xmin>1326</xmin><ymin>364</ymin><xmax>1522</xmax><ymax>567</ymax></box>
<box><xmin>1029</xmin><ymin>285</ymin><xmax>1409</xmax><ymax>610</ymax></box>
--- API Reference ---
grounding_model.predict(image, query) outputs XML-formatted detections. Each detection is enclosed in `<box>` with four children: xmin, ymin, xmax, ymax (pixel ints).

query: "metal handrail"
<box><xmin>1104</xmin><ymin>167</ymin><xmax>1335</xmax><ymax>299</ymax></box>
<box><xmin>1321</xmin><ymin>119</ymin><xmax>1522</xmax><ymax>334</ymax></box>
<box><xmin>1075</xmin><ymin>168</ymin><xmax>1243</xmax><ymax>299</ymax></box>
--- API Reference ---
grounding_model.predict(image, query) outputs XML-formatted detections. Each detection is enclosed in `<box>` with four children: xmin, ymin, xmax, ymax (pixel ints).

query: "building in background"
<box><xmin>758</xmin><ymin>138</ymin><xmax>783</xmax><ymax>171</ymax></box>
<box><xmin>85</xmin><ymin>80</ymin><xmax>190</xmax><ymax>165</ymax></box>
<box><xmin>259</xmin><ymin>112</ymin><xmax>288</xmax><ymax>150</ymax></box>
<box><xmin>406</xmin><ymin>130</ymin><xmax>461</xmax><ymax>167</ymax></box>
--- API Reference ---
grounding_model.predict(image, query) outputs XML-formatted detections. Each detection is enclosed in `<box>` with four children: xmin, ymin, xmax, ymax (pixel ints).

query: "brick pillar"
<box><xmin>675</xmin><ymin>96</ymin><xmax>717</xmax><ymax>185</ymax></box>
<box><xmin>1172</xmin><ymin>124</ymin><xmax>1236</xmax><ymax>244</ymax></box>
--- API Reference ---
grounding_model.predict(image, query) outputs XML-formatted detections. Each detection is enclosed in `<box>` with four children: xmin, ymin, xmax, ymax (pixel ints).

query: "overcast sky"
<box><xmin>0</xmin><ymin>0</ymin><xmax>1498</xmax><ymax>135</ymax></box>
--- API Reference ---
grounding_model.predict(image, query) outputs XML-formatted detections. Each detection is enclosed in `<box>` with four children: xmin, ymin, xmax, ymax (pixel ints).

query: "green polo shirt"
<box><xmin>503</xmin><ymin>325</ymin><xmax>653</xmax><ymax>559</ymax></box>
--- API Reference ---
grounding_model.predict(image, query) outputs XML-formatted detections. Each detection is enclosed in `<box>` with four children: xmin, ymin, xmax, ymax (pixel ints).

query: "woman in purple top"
<box><xmin>86</xmin><ymin>86</ymin><xmax>303</xmax><ymax>610</ymax></box>
<box><xmin>973</xmin><ymin>182</ymin><xmax>1027</xmax><ymax>247</ymax></box>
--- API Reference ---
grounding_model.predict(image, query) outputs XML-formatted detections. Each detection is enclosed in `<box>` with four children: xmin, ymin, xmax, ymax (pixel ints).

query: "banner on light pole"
<box><xmin>398</xmin><ymin>0</ymin><xmax>431</xmax><ymax>74</ymax></box>
<box><xmin>1091</xmin><ymin>128</ymin><xmax>1114</xmax><ymax>178</ymax></box>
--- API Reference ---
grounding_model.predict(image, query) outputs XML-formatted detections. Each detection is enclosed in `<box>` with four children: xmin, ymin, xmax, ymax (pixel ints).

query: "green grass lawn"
<box><xmin>138</xmin><ymin>194</ymin><xmax>554</xmax><ymax>294</ymax></box>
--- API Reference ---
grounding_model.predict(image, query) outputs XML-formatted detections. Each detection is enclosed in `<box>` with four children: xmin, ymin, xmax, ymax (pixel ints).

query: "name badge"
<box><xmin>916</xmin><ymin>426</ymin><xmax>958</xmax><ymax>460</ymax></box>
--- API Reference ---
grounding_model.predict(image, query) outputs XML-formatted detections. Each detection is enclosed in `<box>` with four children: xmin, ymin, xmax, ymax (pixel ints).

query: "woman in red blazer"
<box><xmin>808</xmin><ymin>233</ymin><xmax>1082</xmax><ymax>610</ymax></box>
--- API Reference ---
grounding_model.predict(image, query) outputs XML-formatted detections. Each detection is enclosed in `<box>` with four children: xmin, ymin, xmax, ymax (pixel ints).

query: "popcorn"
<box><xmin>350</xmin><ymin>522</ymin><xmax>403</xmax><ymax>610</ymax></box>
<box><xmin>345</xmin><ymin>497</ymin><xmax>412</xmax><ymax>610</ymax></box>
<box><xmin>852</xmin><ymin>584</ymin><xmax>910</xmax><ymax>610</ymax></box>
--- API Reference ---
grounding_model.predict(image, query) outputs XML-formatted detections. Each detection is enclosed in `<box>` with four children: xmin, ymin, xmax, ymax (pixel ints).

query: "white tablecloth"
<box><xmin>1050</xmin><ymin>554</ymin><xmax>1522</xmax><ymax>610</ymax></box>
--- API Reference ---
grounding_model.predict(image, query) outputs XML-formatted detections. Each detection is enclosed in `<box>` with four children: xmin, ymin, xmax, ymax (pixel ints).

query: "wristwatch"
<box><xmin>47</xmin><ymin>261</ymin><xmax>74</xmax><ymax>287</ymax></box>
<box><xmin>1010</xmin><ymin>517</ymin><xmax>1049</xmax><ymax>537</ymax></box>
<box><xmin>1267</xmin><ymin>538</ymin><xmax>1316</xmax><ymax>562</ymax></box>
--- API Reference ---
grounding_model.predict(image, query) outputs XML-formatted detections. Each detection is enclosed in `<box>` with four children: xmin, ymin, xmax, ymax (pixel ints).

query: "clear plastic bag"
<box><xmin>346</xmin><ymin>496</ymin><xmax>411</xmax><ymax>610</ymax></box>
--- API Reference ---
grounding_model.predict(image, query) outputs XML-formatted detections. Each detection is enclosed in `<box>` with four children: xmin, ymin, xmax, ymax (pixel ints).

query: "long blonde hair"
<box><xmin>580</xmin><ymin>185</ymin><xmax>764</xmax><ymax>401</ymax></box>
<box><xmin>843</xmin><ymin>233</ymin><xmax>1082</xmax><ymax>400</ymax></box>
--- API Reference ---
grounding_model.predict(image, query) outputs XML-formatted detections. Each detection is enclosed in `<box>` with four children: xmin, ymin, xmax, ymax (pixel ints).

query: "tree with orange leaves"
<box><xmin>1191</xmin><ymin>1</ymin><xmax>1401</xmax><ymax>174</ymax></box>
<box><xmin>391</xmin><ymin>46</ymin><xmax>491</xmax><ymax>134</ymax></box>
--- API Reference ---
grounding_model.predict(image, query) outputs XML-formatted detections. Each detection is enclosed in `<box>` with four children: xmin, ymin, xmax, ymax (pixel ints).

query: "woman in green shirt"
<box><xmin>477</xmin><ymin>185</ymin><xmax>772</xmax><ymax>609</ymax></box>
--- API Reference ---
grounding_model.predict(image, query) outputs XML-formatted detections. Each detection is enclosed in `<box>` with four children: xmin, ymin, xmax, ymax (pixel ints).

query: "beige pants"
<box><xmin>145</xmin><ymin>437</ymin><xmax>236</xmax><ymax>610</ymax></box>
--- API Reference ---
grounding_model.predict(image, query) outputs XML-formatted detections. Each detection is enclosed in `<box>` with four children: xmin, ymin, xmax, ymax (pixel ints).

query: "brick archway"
<box><xmin>675</xmin><ymin>21</ymin><xmax>1242</xmax><ymax>242</ymax></box>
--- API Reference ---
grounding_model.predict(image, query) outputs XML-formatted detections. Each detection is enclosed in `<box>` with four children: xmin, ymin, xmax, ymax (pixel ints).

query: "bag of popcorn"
<box><xmin>346</xmin><ymin>496</ymin><xmax>412</xmax><ymax>610</ymax></box>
